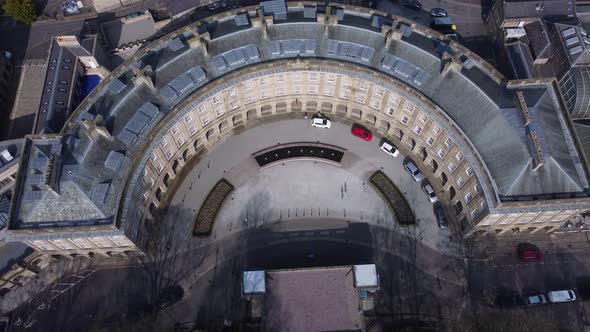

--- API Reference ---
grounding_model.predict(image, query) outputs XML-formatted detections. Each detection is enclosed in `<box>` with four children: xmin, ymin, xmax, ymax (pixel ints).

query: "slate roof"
<box><xmin>101</xmin><ymin>12</ymin><xmax>156</xmax><ymax>49</ymax></box>
<box><xmin>9</xmin><ymin>1</ymin><xmax>589</xmax><ymax>239</ymax></box>
<box><xmin>35</xmin><ymin>37</ymin><xmax>96</xmax><ymax>135</ymax></box>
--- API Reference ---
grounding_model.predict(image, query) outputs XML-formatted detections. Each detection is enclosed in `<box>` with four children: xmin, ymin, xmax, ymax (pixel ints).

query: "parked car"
<box><xmin>430</xmin><ymin>17</ymin><xmax>456</xmax><ymax>35</ymax></box>
<box><xmin>351</xmin><ymin>125</ymin><xmax>372</xmax><ymax>141</ymax></box>
<box><xmin>311</xmin><ymin>117</ymin><xmax>331</xmax><ymax>129</ymax></box>
<box><xmin>404</xmin><ymin>161</ymin><xmax>424</xmax><ymax>181</ymax></box>
<box><xmin>402</xmin><ymin>0</ymin><xmax>422</xmax><ymax>11</ymax></box>
<box><xmin>380</xmin><ymin>140</ymin><xmax>400</xmax><ymax>157</ymax></box>
<box><xmin>526</xmin><ymin>294</ymin><xmax>547</xmax><ymax>305</ymax></box>
<box><xmin>434</xmin><ymin>206</ymin><xmax>447</xmax><ymax>229</ymax></box>
<box><xmin>547</xmin><ymin>290</ymin><xmax>576</xmax><ymax>303</ymax></box>
<box><xmin>495</xmin><ymin>293</ymin><xmax>526</xmax><ymax>307</ymax></box>
<box><xmin>422</xmin><ymin>183</ymin><xmax>438</xmax><ymax>203</ymax></box>
<box><xmin>517</xmin><ymin>243</ymin><xmax>543</xmax><ymax>262</ymax></box>
<box><xmin>430</xmin><ymin>8</ymin><xmax>448</xmax><ymax>17</ymax></box>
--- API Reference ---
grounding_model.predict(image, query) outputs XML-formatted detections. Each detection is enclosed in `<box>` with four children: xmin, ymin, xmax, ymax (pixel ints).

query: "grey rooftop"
<box><xmin>7</xmin><ymin>1</ymin><xmax>589</xmax><ymax>238</ymax></box>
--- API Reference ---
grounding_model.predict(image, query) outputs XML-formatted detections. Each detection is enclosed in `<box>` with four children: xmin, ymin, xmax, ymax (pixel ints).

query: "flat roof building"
<box><xmin>264</xmin><ymin>266</ymin><xmax>367</xmax><ymax>331</ymax></box>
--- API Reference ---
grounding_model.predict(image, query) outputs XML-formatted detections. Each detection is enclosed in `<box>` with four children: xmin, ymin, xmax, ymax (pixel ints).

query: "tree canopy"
<box><xmin>2</xmin><ymin>0</ymin><xmax>36</xmax><ymax>24</ymax></box>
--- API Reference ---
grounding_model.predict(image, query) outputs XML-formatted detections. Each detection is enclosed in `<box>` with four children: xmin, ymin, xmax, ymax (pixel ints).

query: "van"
<box><xmin>547</xmin><ymin>290</ymin><xmax>576</xmax><ymax>303</ymax></box>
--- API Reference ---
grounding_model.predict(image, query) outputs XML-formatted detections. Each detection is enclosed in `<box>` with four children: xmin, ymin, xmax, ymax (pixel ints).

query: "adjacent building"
<box><xmin>485</xmin><ymin>0</ymin><xmax>576</xmax><ymax>45</ymax></box>
<box><xmin>242</xmin><ymin>265</ymin><xmax>379</xmax><ymax>330</ymax></box>
<box><xmin>35</xmin><ymin>35</ymin><xmax>109</xmax><ymax>135</ymax></box>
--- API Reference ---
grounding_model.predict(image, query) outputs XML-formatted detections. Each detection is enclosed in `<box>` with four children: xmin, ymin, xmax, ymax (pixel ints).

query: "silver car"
<box><xmin>405</xmin><ymin>161</ymin><xmax>424</xmax><ymax>181</ymax></box>
<box><xmin>422</xmin><ymin>183</ymin><xmax>438</xmax><ymax>203</ymax></box>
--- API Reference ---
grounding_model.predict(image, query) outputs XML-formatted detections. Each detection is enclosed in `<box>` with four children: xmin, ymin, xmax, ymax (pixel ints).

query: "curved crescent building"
<box><xmin>5</xmin><ymin>1</ymin><xmax>590</xmax><ymax>255</ymax></box>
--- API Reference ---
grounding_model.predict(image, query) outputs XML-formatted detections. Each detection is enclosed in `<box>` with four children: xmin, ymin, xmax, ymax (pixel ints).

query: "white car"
<box><xmin>422</xmin><ymin>183</ymin><xmax>438</xmax><ymax>203</ymax></box>
<box><xmin>547</xmin><ymin>290</ymin><xmax>576</xmax><ymax>303</ymax></box>
<box><xmin>380</xmin><ymin>141</ymin><xmax>400</xmax><ymax>157</ymax></box>
<box><xmin>311</xmin><ymin>117</ymin><xmax>331</xmax><ymax>128</ymax></box>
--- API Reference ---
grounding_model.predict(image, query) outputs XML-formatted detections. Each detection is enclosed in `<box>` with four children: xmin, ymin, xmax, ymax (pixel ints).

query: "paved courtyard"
<box><xmin>163</xmin><ymin>119</ymin><xmax>457</xmax><ymax>256</ymax></box>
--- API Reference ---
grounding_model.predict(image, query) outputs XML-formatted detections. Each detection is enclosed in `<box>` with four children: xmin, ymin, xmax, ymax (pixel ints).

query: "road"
<box><xmin>7</xmin><ymin>221</ymin><xmax>465</xmax><ymax>331</ymax></box>
<box><xmin>9</xmin><ymin>217</ymin><xmax>590</xmax><ymax>331</ymax></box>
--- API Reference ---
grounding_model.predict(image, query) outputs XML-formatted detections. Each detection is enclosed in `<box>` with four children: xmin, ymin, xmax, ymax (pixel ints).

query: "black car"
<box><xmin>434</xmin><ymin>206</ymin><xmax>448</xmax><ymax>229</ymax></box>
<box><xmin>495</xmin><ymin>293</ymin><xmax>526</xmax><ymax>308</ymax></box>
<box><xmin>402</xmin><ymin>0</ymin><xmax>422</xmax><ymax>11</ymax></box>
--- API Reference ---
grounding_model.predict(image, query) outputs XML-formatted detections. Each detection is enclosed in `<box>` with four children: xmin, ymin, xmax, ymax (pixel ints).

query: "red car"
<box><xmin>351</xmin><ymin>125</ymin><xmax>372</xmax><ymax>141</ymax></box>
<box><xmin>517</xmin><ymin>243</ymin><xmax>543</xmax><ymax>262</ymax></box>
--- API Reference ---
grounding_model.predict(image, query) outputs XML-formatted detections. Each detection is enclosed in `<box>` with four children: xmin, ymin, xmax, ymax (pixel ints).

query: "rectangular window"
<box><xmin>276</xmin><ymin>74</ymin><xmax>284</xmax><ymax>83</ymax></box>
<box><xmin>189</xmin><ymin>126</ymin><xmax>197</xmax><ymax>136</ymax></box>
<box><xmin>359</xmin><ymin>81</ymin><xmax>368</xmax><ymax>90</ymax></box>
<box><xmin>213</xmin><ymin>96</ymin><xmax>221</xmax><ymax>104</ymax></box>
<box><xmin>178</xmin><ymin>137</ymin><xmax>186</xmax><ymax>146</ymax></box>
<box><xmin>354</xmin><ymin>94</ymin><xmax>365</xmax><ymax>104</ymax></box>
<box><xmin>419</xmin><ymin>114</ymin><xmax>428</xmax><ymax>122</ymax></box>
<box><xmin>447</xmin><ymin>162</ymin><xmax>456</xmax><ymax>172</ymax></box>
<box><xmin>160</xmin><ymin>138</ymin><xmax>168</xmax><ymax>148</ymax></box>
<box><xmin>465</xmin><ymin>166</ymin><xmax>474</xmax><ymax>176</ymax></box>
<box><xmin>340</xmin><ymin>89</ymin><xmax>350</xmax><ymax>99</ymax></box>
<box><xmin>216</xmin><ymin>108</ymin><xmax>224</xmax><ymax>117</ymax></box>
<box><xmin>480</xmin><ymin>201</ymin><xmax>486</xmax><ymax>209</ymax></box>
<box><xmin>309</xmin><ymin>73</ymin><xmax>318</xmax><ymax>81</ymax></box>
<box><xmin>390</xmin><ymin>94</ymin><xmax>399</xmax><ymax>104</ymax></box>
<box><xmin>185</xmin><ymin>114</ymin><xmax>192</xmax><ymax>123</ymax></box>
<box><xmin>342</xmin><ymin>79</ymin><xmax>351</xmax><ymax>86</ymax></box>
<box><xmin>244</xmin><ymin>81</ymin><xmax>252</xmax><ymax>90</ymax></box>
<box><xmin>202</xmin><ymin>115</ymin><xmax>210</xmax><ymax>125</ymax></box>
<box><xmin>149</xmin><ymin>178</ymin><xmax>155</xmax><ymax>187</ymax></box>
<box><xmin>198</xmin><ymin>104</ymin><xmax>206</xmax><ymax>113</ymax></box>
<box><xmin>413</xmin><ymin>125</ymin><xmax>422</xmax><ymax>135</ymax></box>
<box><xmin>438</xmin><ymin>149</ymin><xmax>446</xmax><ymax>159</ymax></box>
<box><xmin>474</xmin><ymin>183</ymin><xmax>481</xmax><ymax>193</ymax></box>
<box><xmin>327</xmin><ymin>75</ymin><xmax>336</xmax><ymax>83</ymax></box>
<box><xmin>457</xmin><ymin>176</ymin><xmax>465</xmax><ymax>188</ymax></box>
<box><xmin>400</xmin><ymin>115</ymin><xmax>409</xmax><ymax>125</ymax></box>
<box><xmin>229</xmin><ymin>88</ymin><xmax>236</xmax><ymax>97</ymax></box>
<box><xmin>465</xmin><ymin>192</ymin><xmax>473</xmax><ymax>203</ymax></box>
<box><xmin>151</xmin><ymin>152</ymin><xmax>157</xmax><ymax>161</ymax></box>
<box><xmin>386</xmin><ymin>108</ymin><xmax>394</xmax><ymax>116</ymax></box>
<box><xmin>293</xmin><ymin>86</ymin><xmax>301</xmax><ymax>94</ymax></box>
<box><xmin>156</xmin><ymin>162</ymin><xmax>164</xmax><ymax>173</ymax></box>
<box><xmin>324</xmin><ymin>85</ymin><xmax>335</xmax><ymax>96</ymax></box>
<box><xmin>375</xmin><ymin>88</ymin><xmax>384</xmax><ymax>96</ymax></box>
<box><xmin>260</xmin><ymin>77</ymin><xmax>268</xmax><ymax>86</ymax></box>
<box><xmin>165</xmin><ymin>149</ymin><xmax>173</xmax><ymax>160</ymax></box>
<box><xmin>432</xmin><ymin>126</ymin><xmax>441</xmax><ymax>134</ymax></box>
<box><xmin>370</xmin><ymin>99</ymin><xmax>380</xmax><ymax>109</ymax></box>
<box><xmin>245</xmin><ymin>95</ymin><xmax>254</xmax><ymax>104</ymax></box>
<box><xmin>309</xmin><ymin>86</ymin><xmax>318</xmax><ymax>94</ymax></box>
<box><xmin>455</xmin><ymin>152</ymin><xmax>463</xmax><ymax>162</ymax></box>
<box><xmin>276</xmin><ymin>87</ymin><xmax>284</xmax><ymax>96</ymax></box>
<box><xmin>426</xmin><ymin>136</ymin><xmax>434</xmax><ymax>145</ymax></box>
<box><xmin>404</xmin><ymin>103</ymin><xmax>414</xmax><ymax>113</ymax></box>
<box><xmin>445</xmin><ymin>137</ymin><xmax>453</xmax><ymax>147</ymax></box>
<box><xmin>261</xmin><ymin>91</ymin><xmax>269</xmax><ymax>99</ymax></box>
<box><xmin>172</xmin><ymin>125</ymin><xmax>179</xmax><ymax>135</ymax></box>
<box><xmin>471</xmin><ymin>208</ymin><xmax>478</xmax><ymax>218</ymax></box>
<box><xmin>230</xmin><ymin>101</ymin><xmax>238</xmax><ymax>109</ymax></box>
